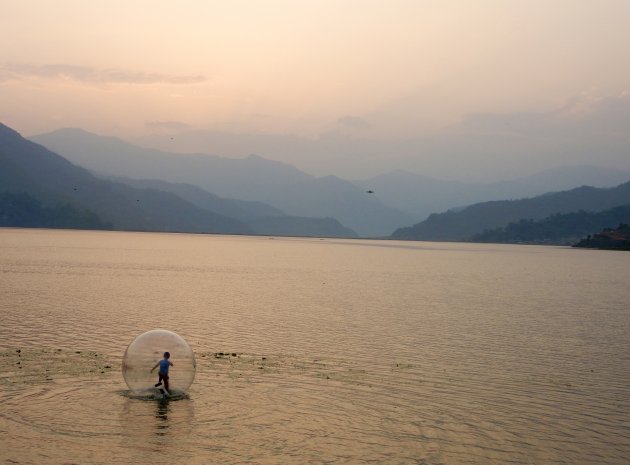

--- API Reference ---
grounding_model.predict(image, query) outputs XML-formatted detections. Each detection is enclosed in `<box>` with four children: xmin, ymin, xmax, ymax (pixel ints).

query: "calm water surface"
<box><xmin>0</xmin><ymin>228</ymin><xmax>628</xmax><ymax>464</ymax></box>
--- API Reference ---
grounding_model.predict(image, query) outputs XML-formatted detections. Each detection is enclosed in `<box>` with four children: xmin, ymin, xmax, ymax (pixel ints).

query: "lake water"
<box><xmin>1</xmin><ymin>228</ymin><xmax>628</xmax><ymax>465</ymax></box>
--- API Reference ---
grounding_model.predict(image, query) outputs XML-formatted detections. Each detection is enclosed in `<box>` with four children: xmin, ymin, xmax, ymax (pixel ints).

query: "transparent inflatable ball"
<box><xmin>122</xmin><ymin>329</ymin><xmax>196</xmax><ymax>395</ymax></box>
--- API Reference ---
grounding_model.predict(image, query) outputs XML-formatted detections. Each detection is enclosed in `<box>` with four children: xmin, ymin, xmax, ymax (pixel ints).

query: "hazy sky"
<box><xmin>1</xmin><ymin>0</ymin><xmax>630</xmax><ymax>179</ymax></box>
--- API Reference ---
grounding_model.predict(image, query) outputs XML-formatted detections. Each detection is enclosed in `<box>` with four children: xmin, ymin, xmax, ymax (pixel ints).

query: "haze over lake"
<box><xmin>1</xmin><ymin>228</ymin><xmax>628</xmax><ymax>464</ymax></box>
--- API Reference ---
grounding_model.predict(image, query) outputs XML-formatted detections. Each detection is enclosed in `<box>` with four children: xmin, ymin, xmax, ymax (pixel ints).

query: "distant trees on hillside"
<box><xmin>470</xmin><ymin>205</ymin><xmax>630</xmax><ymax>244</ymax></box>
<box><xmin>0</xmin><ymin>192</ymin><xmax>112</xmax><ymax>230</ymax></box>
<box><xmin>390</xmin><ymin>181</ymin><xmax>630</xmax><ymax>241</ymax></box>
<box><xmin>573</xmin><ymin>223</ymin><xmax>630</xmax><ymax>250</ymax></box>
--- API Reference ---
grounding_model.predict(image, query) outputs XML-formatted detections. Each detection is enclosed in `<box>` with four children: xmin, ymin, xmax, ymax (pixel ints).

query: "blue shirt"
<box><xmin>159</xmin><ymin>359</ymin><xmax>170</xmax><ymax>374</ymax></box>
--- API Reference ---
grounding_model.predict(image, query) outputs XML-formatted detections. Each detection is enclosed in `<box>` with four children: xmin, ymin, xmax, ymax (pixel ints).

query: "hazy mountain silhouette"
<box><xmin>130</xmin><ymin>93</ymin><xmax>630</xmax><ymax>182</ymax></box>
<box><xmin>106</xmin><ymin>176</ymin><xmax>285</xmax><ymax>222</ymax></box>
<box><xmin>0</xmin><ymin>123</ymin><xmax>252</xmax><ymax>234</ymax></box>
<box><xmin>357</xmin><ymin>166</ymin><xmax>630</xmax><ymax>220</ymax></box>
<box><xmin>31</xmin><ymin>128</ymin><xmax>412</xmax><ymax>236</ymax></box>
<box><xmin>106</xmin><ymin>176</ymin><xmax>358</xmax><ymax>238</ymax></box>
<box><xmin>391</xmin><ymin>182</ymin><xmax>630</xmax><ymax>241</ymax></box>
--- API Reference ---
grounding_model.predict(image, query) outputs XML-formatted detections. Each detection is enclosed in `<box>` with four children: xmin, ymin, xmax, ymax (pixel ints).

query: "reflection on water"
<box><xmin>0</xmin><ymin>228</ymin><xmax>629</xmax><ymax>464</ymax></box>
<box><xmin>118</xmin><ymin>392</ymin><xmax>194</xmax><ymax>462</ymax></box>
<box><xmin>155</xmin><ymin>399</ymin><xmax>170</xmax><ymax>428</ymax></box>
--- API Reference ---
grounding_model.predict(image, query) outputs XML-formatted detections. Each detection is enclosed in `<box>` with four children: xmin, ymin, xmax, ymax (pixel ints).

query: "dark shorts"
<box><xmin>158</xmin><ymin>372</ymin><xmax>169</xmax><ymax>380</ymax></box>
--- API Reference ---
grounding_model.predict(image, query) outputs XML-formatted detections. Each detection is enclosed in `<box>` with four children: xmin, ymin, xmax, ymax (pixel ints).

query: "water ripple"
<box><xmin>1</xmin><ymin>230</ymin><xmax>629</xmax><ymax>464</ymax></box>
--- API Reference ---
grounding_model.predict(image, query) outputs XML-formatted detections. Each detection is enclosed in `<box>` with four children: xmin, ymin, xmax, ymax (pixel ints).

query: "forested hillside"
<box><xmin>391</xmin><ymin>182</ymin><xmax>630</xmax><ymax>241</ymax></box>
<box><xmin>0</xmin><ymin>192</ymin><xmax>112</xmax><ymax>229</ymax></box>
<box><xmin>470</xmin><ymin>205</ymin><xmax>630</xmax><ymax>244</ymax></box>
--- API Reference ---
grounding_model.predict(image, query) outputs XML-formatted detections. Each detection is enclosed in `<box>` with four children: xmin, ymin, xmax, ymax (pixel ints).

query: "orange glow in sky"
<box><xmin>1</xmin><ymin>0</ymin><xmax>630</xmax><ymax>139</ymax></box>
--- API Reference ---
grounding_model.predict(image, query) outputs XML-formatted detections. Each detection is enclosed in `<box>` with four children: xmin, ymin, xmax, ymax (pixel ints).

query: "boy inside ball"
<box><xmin>151</xmin><ymin>351</ymin><xmax>173</xmax><ymax>395</ymax></box>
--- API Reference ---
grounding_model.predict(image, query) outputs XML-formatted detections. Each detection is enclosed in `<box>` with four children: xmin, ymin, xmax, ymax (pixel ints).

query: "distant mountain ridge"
<box><xmin>356</xmin><ymin>166</ymin><xmax>630</xmax><ymax>220</ymax></box>
<box><xmin>31</xmin><ymin>128</ymin><xmax>412</xmax><ymax>237</ymax></box>
<box><xmin>391</xmin><ymin>182</ymin><xmax>630</xmax><ymax>241</ymax></box>
<box><xmin>32</xmin><ymin>127</ymin><xmax>630</xmax><ymax>236</ymax></box>
<box><xmin>0</xmin><ymin>123</ymin><xmax>252</xmax><ymax>234</ymax></box>
<box><xmin>130</xmin><ymin>97</ymin><xmax>630</xmax><ymax>182</ymax></box>
<box><xmin>26</xmin><ymin>125</ymin><xmax>630</xmax><ymax>239</ymax></box>
<box><xmin>106</xmin><ymin>176</ymin><xmax>358</xmax><ymax>237</ymax></box>
<box><xmin>1</xmin><ymin>123</ymin><xmax>357</xmax><ymax>238</ymax></box>
<box><xmin>106</xmin><ymin>176</ymin><xmax>285</xmax><ymax>223</ymax></box>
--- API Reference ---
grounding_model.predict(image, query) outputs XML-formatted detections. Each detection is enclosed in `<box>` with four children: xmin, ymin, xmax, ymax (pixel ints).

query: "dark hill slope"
<box><xmin>0</xmin><ymin>123</ymin><xmax>251</xmax><ymax>234</ymax></box>
<box><xmin>471</xmin><ymin>205</ymin><xmax>630</xmax><ymax>244</ymax></box>
<box><xmin>391</xmin><ymin>182</ymin><xmax>630</xmax><ymax>241</ymax></box>
<box><xmin>574</xmin><ymin>223</ymin><xmax>630</xmax><ymax>251</ymax></box>
<box><xmin>0</xmin><ymin>192</ymin><xmax>112</xmax><ymax>229</ymax></box>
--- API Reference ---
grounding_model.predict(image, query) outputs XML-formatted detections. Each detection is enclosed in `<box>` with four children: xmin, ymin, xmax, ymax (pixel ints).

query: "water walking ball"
<box><xmin>122</xmin><ymin>329</ymin><xmax>196</xmax><ymax>395</ymax></box>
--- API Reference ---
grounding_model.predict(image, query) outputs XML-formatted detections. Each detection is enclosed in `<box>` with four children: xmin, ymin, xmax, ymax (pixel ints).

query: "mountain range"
<box><xmin>31</xmin><ymin>128</ymin><xmax>411</xmax><ymax>237</ymax></box>
<box><xmin>130</xmin><ymin>91</ymin><xmax>630</xmax><ymax>182</ymax></box>
<box><xmin>0</xmin><ymin>123</ymin><xmax>357</xmax><ymax>237</ymax></box>
<box><xmin>33</xmin><ymin>128</ymin><xmax>630</xmax><ymax>232</ymax></box>
<box><xmin>0</xmin><ymin>123</ymin><xmax>253</xmax><ymax>234</ymax></box>
<box><xmin>131</xmin><ymin>92</ymin><xmax>630</xmax><ymax>183</ymax></box>
<box><xmin>357</xmin><ymin>166</ymin><xmax>630</xmax><ymax>220</ymax></box>
<box><xmin>391</xmin><ymin>182</ymin><xmax>630</xmax><ymax>241</ymax></box>
<box><xmin>5</xmin><ymin>122</ymin><xmax>630</xmax><ymax>241</ymax></box>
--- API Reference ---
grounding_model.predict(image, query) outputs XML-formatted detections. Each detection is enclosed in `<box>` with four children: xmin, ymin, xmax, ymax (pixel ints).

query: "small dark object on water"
<box><xmin>104</xmin><ymin>365</ymin><xmax>111</xmax><ymax>369</ymax></box>
<box><xmin>76</xmin><ymin>351</ymin><xmax>81</xmax><ymax>354</ymax></box>
<box><xmin>231</xmin><ymin>353</ymin><xmax>237</xmax><ymax>357</ymax></box>
<box><xmin>16</xmin><ymin>349</ymin><xmax>21</xmax><ymax>353</ymax></box>
<box><xmin>16</xmin><ymin>361</ymin><xmax>20</xmax><ymax>365</ymax></box>
<box><xmin>262</xmin><ymin>357</ymin><xmax>267</xmax><ymax>361</ymax></box>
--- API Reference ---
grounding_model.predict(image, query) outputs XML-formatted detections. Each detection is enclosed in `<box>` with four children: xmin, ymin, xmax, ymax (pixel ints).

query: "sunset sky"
<box><xmin>2</xmin><ymin>0</ymin><xmax>630</xmax><ymax>179</ymax></box>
